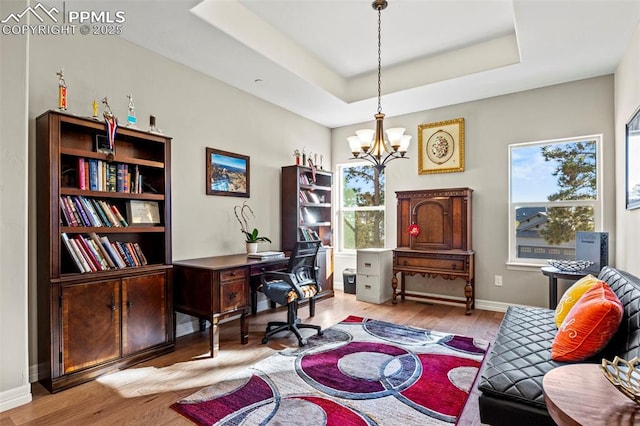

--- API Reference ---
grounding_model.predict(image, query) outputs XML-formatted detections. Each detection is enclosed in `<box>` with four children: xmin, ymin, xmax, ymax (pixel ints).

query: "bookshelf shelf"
<box><xmin>281</xmin><ymin>165</ymin><xmax>334</xmax><ymax>298</ymax></box>
<box><xmin>36</xmin><ymin>110</ymin><xmax>174</xmax><ymax>393</ymax></box>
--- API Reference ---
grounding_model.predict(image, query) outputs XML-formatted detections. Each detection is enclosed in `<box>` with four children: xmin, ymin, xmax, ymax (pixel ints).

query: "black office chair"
<box><xmin>260</xmin><ymin>240</ymin><xmax>323</xmax><ymax>346</ymax></box>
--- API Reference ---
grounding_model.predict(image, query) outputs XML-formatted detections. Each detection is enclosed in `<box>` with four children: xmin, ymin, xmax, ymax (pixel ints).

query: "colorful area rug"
<box><xmin>171</xmin><ymin>316</ymin><xmax>489</xmax><ymax>425</ymax></box>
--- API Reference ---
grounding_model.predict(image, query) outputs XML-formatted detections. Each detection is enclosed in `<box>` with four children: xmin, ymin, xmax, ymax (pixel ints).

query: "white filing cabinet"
<box><xmin>356</xmin><ymin>248</ymin><xmax>393</xmax><ymax>304</ymax></box>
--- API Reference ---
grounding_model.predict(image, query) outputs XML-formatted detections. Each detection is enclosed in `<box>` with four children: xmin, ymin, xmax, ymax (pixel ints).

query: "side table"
<box><xmin>543</xmin><ymin>363</ymin><xmax>640</xmax><ymax>425</ymax></box>
<box><xmin>540</xmin><ymin>266</ymin><xmax>588</xmax><ymax>309</ymax></box>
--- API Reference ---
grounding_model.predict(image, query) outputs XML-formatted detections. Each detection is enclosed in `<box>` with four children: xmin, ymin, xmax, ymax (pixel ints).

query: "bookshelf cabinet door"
<box><xmin>62</xmin><ymin>280</ymin><xmax>121</xmax><ymax>374</ymax></box>
<box><xmin>122</xmin><ymin>272</ymin><xmax>167</xmax><ymax>356</ymax></box>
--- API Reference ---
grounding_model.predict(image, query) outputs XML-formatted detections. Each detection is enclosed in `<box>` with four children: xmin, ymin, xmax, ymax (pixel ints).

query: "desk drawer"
<box><xmin>220</xmin><ymin>268</ymin><xmax>246</xmax><ymax>283</ymax></box>
<box><xmin>221</xmin><ymin>280</ymin><xmax>246</xmax><ymax>312</ymax></box>
<box><xmin>395</xmin><ymin>255</ymin><xmax>465</xmax><ymax>272</ymax></box>
<box><xmin>250</xmin><ymin>261</ymin><xmax>288</xmax><ymax>276</ymax></box>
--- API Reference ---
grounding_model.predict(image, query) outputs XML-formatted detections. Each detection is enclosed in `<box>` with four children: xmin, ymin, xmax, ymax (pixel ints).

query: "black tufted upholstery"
<box><xmin>478</xmin><ymin>266</ymin><xmax>640</xmax><ymax>425</ymax></box>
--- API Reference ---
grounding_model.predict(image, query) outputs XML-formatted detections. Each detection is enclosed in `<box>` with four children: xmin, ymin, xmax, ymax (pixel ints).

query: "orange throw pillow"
<box><xmin>554</xmin><ymin>274</ymin><xmax>600</xmax><ymax>327</ymax></box>
<box><xmin>551</xmin><ymin>282</ymin><xmax>623</xmax><ymax>362</ymax></box>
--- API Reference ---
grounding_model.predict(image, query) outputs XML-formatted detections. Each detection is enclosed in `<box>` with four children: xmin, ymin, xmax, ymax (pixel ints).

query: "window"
<box><xmin>337</xmin><ymin>163</ymin><xmax>385</xmax><ymax>251</ymax></box>
<box><xmin>508</xmin><ymin>135</ymin><xmax>602</xmax><ymax>265</ymax></box>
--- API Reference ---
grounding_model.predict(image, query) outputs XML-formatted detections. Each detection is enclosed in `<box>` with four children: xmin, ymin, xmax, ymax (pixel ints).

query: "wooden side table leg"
<box><xmin>209</xmin><ymin>316</ymin><xmax>220</xmax><ymax>358</ymax></box>
<box><xmin>392</xmin><ymin>274</ymin><xmax>398</xmax><ymax>304</ymax></box>
<box><xmin>464</xmin><ymin>278</ymin><xmax>474</xmax><ymax>315</ymax></box>
<box><xmin>400</xmin><ymin>273</ymin><xmax>406</xmax><ymax>302</ymax></box>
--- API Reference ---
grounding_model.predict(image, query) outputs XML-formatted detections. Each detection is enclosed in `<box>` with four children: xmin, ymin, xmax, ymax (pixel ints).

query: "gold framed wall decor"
<box><xmin>418</xmin><ymin>117</ymin><xmax>465</xmax><ymax>174</ymax></box>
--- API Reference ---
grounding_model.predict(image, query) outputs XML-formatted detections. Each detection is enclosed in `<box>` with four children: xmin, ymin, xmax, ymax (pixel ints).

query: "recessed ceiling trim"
<box><xmin>190</xmin><ymin>0</ymin><xmax>347</xmax><ymax>99</ymax></box>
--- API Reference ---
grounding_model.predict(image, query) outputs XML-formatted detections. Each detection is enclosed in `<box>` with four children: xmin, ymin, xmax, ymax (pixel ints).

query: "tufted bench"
<box><xmin>477</xmin><ymin>266</ymin><xmax>640</xmax><ymax>425</ymax></box>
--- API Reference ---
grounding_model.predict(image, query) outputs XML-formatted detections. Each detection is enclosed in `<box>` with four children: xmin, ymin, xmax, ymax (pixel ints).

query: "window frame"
<box><xmin>336</xmin><ymin>162</ymin><xmax>387</xmax><ymax>253</ymax></box>
<box><xmin>507</xmin><ymin>134</ymin><xmax>603</xmax><ymax>267</ymax></box>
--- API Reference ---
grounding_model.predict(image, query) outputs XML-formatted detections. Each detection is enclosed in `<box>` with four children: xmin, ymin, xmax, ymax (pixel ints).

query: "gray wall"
<box><xmin>615</xmin><ymin>22</ymin><xmax>640</xmax><ymax>275</ymax></box>
<box><xmin>332</xmin><ymin>75</ymin><xmax>616</xmax><ymax>310</ymax></box>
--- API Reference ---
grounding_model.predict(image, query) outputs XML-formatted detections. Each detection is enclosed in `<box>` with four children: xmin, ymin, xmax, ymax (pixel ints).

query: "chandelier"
<box><xmin>347</xmin><ymin>0</ymin><xmax>410</xmax><ymax>172</ymax></box>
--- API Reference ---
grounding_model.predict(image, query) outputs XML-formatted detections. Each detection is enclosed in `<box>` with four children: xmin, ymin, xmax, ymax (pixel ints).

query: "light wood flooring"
<box><xmin>1</xmin><ymin>291</ymin><xmax>504</xmax><ymax>426</ymax></box>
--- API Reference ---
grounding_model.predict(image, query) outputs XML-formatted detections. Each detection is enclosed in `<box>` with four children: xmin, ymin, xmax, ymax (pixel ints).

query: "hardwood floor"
<box><xmin>1</xmin><ymin>292</ymin><xmax>503</xmax><ymax>425</ymax></box>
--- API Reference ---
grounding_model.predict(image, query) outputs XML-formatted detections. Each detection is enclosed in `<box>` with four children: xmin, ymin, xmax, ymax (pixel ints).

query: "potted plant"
<box><xmin>234</xmin><ymin>202</ymin><xmax>271</xmax><ymax>253</ymax></box>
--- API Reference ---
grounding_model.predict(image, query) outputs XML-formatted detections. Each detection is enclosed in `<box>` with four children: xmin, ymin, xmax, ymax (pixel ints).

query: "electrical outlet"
<box><xmin>494</xmin><ymin>275</ymin><xmax>503</xmax><ymax>286</ymax></box>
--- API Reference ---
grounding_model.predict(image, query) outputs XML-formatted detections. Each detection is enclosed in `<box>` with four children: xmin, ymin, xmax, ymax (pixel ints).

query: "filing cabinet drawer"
<box><xmin>356</xmin><ymin>273</ymin><xmax>392</xmax><ymax>304</ymax></box>
<box><xmin>356</xmin><ymin>248</ymin><xmax>393</xmax><ymax>277</ymax></box>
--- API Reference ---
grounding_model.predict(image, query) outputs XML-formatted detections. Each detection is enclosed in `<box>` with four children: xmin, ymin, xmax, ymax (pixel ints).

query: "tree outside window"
<box><xmin>339</xmin><ymin>164</ymin><xmax>385</xmax><ymax>250</ymax></box>
<box><xmin>509</xmin><ymin>135</ymin><xmax>601</xmax><ymax>263</ymax></box>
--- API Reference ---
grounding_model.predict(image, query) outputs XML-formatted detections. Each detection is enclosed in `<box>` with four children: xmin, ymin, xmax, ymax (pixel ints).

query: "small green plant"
<box><xmin>234</xmin><ymin>202</ymin><xmax>271</xmax><ymax>243</ymax></box>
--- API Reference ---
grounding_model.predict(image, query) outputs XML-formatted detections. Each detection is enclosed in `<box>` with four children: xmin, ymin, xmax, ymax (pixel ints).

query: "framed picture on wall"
<box><xmin>206</xmin><ymin>147</ymin><xmax>250</xmax><ymax>197</ymax></box>
<box><xmin>626</xmin><ymin>106</ymin><xmax>640</xmax><ymax>209</ymax></box>
<box><xmin>417</xmin><ymin>117</ymin><xmax>465</xmax><ymax>174</ymax></box>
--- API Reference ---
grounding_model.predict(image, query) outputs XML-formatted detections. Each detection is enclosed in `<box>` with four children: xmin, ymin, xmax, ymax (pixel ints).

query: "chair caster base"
<box><xmin>261</xmin><ymin>337</ymin><xmax>269</xmax><ymax>344</ymax></box>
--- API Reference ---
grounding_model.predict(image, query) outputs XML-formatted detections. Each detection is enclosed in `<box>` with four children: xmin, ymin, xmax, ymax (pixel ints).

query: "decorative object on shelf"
<box><xmin>347</xmin><ymin>0</ymin><xmax>410</xmax><ymax>172</ymax></box>
<box><xmin>418</xmin><ymin>117</ymin><xmax>465</xmax><ymax>174</ymax></box>
<box><xmin>92</xmin><ymin>100</ymin><xmax>99</xmax><ymax>120</ymax></box>
<box><xmin>547</xmin><ymin>259</ymin><xmax>594</xmax><ymax>272</ymax></box>
<box><xmin>56</xmin><ymin>69</ymin><xmax>67</xmax><ymax>111</ymax></box>
<box><xmin>206</xmin><ymin>147</ymin><xmax>250</xmax><ymax>197</ymax></box>
<box><xmin>408</xmin><ymin>223</ymin><xmax>420</xmax><ymax>236</ymax></box>
<box><xmin>126</xmin><ymin>94</ymin><xmax>137</xmax><ymax>127</ymax></box>
<box><xmin>626</xmin><ymin>105</ymin><xmax>640</xmax><ymax>209</ymax></box>
<box><xmin>126</xmin><ymin>200</ymin><xmax>161</xmax><ymax>225</ymax></box>
<box><xmin>95</xmin><ymin>134</ymin><xmax>115</xmax><ymax>155</ymax></box>
<box><xmin>293</xmin><ymin>149</ymin><xmax>301</xmax><ymax>165</ymax></box>
<box><xmin>600</xmin><ymin>356</ymin><xmax>640</xmax><ymax>404</ymax></box>
<box><xmin>101</xmin><ymin>97</ymin><xmax>117</xmax><ymax>159</ymax></box>
<box><xmin>149</xmin><ymin>115</ymin><xmax>162</xmax><ymax>133</ymax></box>
<box><xmin>319</xmin><ymin>154</ymin><xmax>324</xmax><ymax>170</ymax></box>
<box><xmin>234</xmin><ymin>201</ymin><xmax>271</xmax><ymax>253</ymax></box>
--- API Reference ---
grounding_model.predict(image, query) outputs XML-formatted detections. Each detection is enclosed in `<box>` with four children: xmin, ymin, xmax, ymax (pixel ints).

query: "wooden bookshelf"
<box><xmin>36</xmin><ymin>110</ymin><xmax>174</xmax><ymax>393</ymax></box>
<box><xmin>281</xmin><ymin>165</ymin><xmax>334</xmax><ymax>297</ymax></box>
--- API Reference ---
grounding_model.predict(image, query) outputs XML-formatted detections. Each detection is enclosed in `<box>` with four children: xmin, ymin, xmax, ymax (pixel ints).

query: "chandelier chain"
<box><xmin>377</xmin><ymin>5</ymin><xmax>382</xmax><ymax>114</ymax></box>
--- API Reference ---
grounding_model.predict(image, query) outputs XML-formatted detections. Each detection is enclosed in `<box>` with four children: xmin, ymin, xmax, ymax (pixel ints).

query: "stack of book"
<box><xmin>60</xmin><ymin>196</ymin><xmax>128</xmax><ymax>227</ymax></box>
<box><xmin>77</xmin><ymin>158</ymin><xmax>143</xmax><ymax>193</ymax></box>
<box><xmin>61</xmin><ymin>232</ymin><xmax>148</xmax><ymax>273</ymax></box>
<box><xmin>299</xmin><ymin>227</ymin><xmax>320</xmax><ymax>241</ymax></box>
<box><xmin>247</xmin><ymin>251</ymin><xmax>286</xmax><ymax>260</ymax></box>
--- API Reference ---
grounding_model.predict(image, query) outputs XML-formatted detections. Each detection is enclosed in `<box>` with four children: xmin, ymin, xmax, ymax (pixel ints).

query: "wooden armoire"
<box><xmin>392</xmin><ymin>188</ymin><xmax>475</xmax><ymax>314</ymax></box>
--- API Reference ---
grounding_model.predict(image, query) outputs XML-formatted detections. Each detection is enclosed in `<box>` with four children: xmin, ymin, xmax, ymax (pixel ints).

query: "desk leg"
<box><xmin>240</xmin><ymin>309</ymin><xmax>249</xmax><ymax>345</ymax></box>
<box><xmin>209</xmin><ymin>316</ymin><xmax>220</xmax><ymax>358</ymax></box>
<box><xmin>251</xmin><ymin>288</ymin><xmax>258</xmax><ymax>316</ymax></box>
<box><xmin>548</xmin><ymin>276</ymin><xmax>558</xmax><ymax>310</ymax></box>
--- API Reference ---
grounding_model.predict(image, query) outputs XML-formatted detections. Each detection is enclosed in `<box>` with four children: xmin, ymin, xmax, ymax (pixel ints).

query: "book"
<box><xmin>72</xmin><ymin>236</ymin><xmax>98</xmax><ymax>272</ymax></box>
<box><xmin>103</xmin><ymin>237</ymin><xmax>126</xmax><ymax>268</ymax></box>
<box><xmin>132</xmin><ymin>242</ymin><xmax>148</xmax><ymax>265</ymax></box>
<box><xmin>88</xmin><ymin>232</ymin><xmax>115</xmax><ymax>269</ymax></box>
<box><xmin>125</xmin><ymin>242</ymin><xmax>141</xmax><ymax>266</ymax></box>
<box><xmin>71</xmin><ymin>196</ymin><xmax>92</xmax><ymax>227</ymax></box>
<box><xmin>59</xmin><ymin>196</ymin><xmax>73</xmax><ymax>226</ymax></box>
<box><xmin>79</xmin><ymin>196</ymin><xmax>102</xmax><ymax>227</ymax></box>
<box><xmin>98</xmin><ymin>200</ymin><xmax>121</xmax><ymax>227</ymax></box>
<box><xmin>110</xmin><ymin>205</ymin><xmax>129</xmax><ymax>226</ymax></box>
<box><xmin>61</xmin><ymin>233</ymin><xmax>86</xmax><ymax>272</ymax></box>
<box><xmin>90</xmin><ymin>198</ymin><xmax>112</xmax><ymax>227</ymax></box>
<box><xmin>77</xmin><ymin>158</ymin><xmax>86</xmax><ymax>190</ymax></box>
<box><xmin>247</xmin><ymin>251</ymin><xmax>286</xmax><ymax>260</ymax></box>
<box><xmin>68</xmin><ymin>237</ymin><xmax>92</xmax><ymax>272</ymax></box>
<box><xmin>115</xmin><ymin>241</ymin><xmax>135</xmax><ymax>266</ymax></box>
<box><xmin>88</xmin><ymin>159</ymin><xmax>98</xmax><ymax>191</ymax></box>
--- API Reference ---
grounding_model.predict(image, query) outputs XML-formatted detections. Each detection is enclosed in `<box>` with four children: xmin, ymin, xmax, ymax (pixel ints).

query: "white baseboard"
<box><xmin>0</xmin><ymin>383</ymin><xmax>32</xmax><ymax>413</ymax></box>
<box><xmin>403</xmin><ymin>292</ymin><xmax>511</xmax><ymax>313</ymax></box>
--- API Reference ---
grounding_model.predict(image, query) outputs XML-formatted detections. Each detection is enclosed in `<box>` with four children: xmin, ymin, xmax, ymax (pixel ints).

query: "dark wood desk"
<box><xmin>540</xmin><ymin>266</ymin><xmax>588</xmax><ymax>309</ymax></box>
<box><xmin>173</xmin><ymin>254</ymin><xmax>288</xmax><ymax>357</ymax></box>
<box><xmin>543</xmin><ymin>363</ymin><xmax>639</xmax><ymax>425</ymax></box>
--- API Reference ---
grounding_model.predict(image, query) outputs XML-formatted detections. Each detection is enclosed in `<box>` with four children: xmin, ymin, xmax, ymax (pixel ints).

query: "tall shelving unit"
<box><xmin>36</xmin><ymin>110</ymin><xmax>174</xmax><ymax>392</ymax></box>
<box><xmin>281</xmin><ymin>165</ymin><xmax>334</xmax><ymax>296</ymax></box>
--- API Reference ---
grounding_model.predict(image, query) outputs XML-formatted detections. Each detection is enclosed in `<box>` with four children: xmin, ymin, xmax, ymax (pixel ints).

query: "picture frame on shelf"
<box><xmin>626</xmin><ymin>106</ymin><xmax>640</xmax><ymax>210</ymax></box>
<box><xmin>126</xmin><ymin>200</ymin><xmax>160</xmax><ymax>225</ymax></box>
<box><xmin>95</xmin><ymin>134</ymin><xmax>115</xmax><ymax>155</ymax></box>
<box><xmin>206</xmin><ymin>147</ymin><xmax>250</xmax><ymax>197</ymax></box>
<box><xmin>417</xmin><ymin>117</ymin><xmax>465</xmax><ymax>174</ymax></box>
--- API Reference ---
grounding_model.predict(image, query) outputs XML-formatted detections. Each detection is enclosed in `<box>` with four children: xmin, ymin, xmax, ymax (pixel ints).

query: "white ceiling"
<box><xmin>115</xmin><ymin>0</ymin><xmax>640</xmax><ymax>128</ymax></box>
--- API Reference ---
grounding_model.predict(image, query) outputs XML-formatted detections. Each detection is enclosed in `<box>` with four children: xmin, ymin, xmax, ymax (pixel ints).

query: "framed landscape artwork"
<box><xmin>418</xmin><ymin>117</ymin><xmax>465</xmax><ymax>174</ymax></box>
<box><xmin>626</xmin><ymin>106</ymin><xmax>640</xmax><ymax>209</ymax></box>
<box><xmin>206</xmin><ymin>147</ymin><xmax>250</xmax><ymax>197</ymax></box>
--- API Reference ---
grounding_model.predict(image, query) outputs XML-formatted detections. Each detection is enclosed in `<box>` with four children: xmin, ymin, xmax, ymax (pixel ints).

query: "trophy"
<box><xmin>56</xmin><ymin>69</ymin><xmax>67</xmax><ymax>111</ymax></box>
<box><xmin>92</xmin><ymin>100</ymin><xmax>99</xmax><ymax>120</ymax></box>
<box><xmin>126</xmin><ymin>94</ymin><xmax>137</xmax><ymax>127</ymax></box>
<box><xmin>102</xmin><ymin>97</ymin><xmax>117</xmax><ymax>159</ymax></box>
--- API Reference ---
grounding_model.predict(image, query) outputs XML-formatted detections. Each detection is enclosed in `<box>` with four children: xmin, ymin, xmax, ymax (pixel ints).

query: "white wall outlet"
<box><xmin>494</xmin><ymin>275</ymin><xmax>503</xmax><ymax>286</ymax></box>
